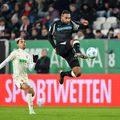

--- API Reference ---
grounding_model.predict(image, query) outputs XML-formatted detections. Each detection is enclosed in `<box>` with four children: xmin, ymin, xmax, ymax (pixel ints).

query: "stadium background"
<box><xmin>0</xmin><ymin>0</ymin><xmax>120</xmax><ymax>120</ymax></box>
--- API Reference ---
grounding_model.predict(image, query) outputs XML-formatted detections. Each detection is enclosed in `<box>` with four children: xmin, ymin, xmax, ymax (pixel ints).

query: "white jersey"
<box><xmin>12</xmin><ymin>49</ymin><xmax>33</xmax><ymax>77</ymax></box>
<box><xmin>0</xmin><ymin>48</ymin><xmax>35</xmax><ymax>87</ymax></box>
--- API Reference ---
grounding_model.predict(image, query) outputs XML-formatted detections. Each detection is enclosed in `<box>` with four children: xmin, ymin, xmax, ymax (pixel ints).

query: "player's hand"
<box><xmin>80</xmin><ymin>19</ymin><xmax>89</xmax><ymax>26</ymax></box>
<box><xmin>33</xmin><ymin>55</ymin><xmax>38</xmax><ymax>63</ymax></box>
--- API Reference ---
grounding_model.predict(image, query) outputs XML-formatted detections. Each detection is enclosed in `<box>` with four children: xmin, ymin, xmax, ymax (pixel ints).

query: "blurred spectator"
<box><xmin>0</xmin><ymin>3</ymin><xmax>11</xmax><ymax>20</ymax></box>
<box><xmin>39</xmin><ymin>28</ymin><xmax>48</xmax><ymax>39</ymax></box>
<box><xmin>36</xmin><ymin>0</ymin><xmax>53</xmax><ymax>13</ymax></box>
<box><xmin>39</xmin><ymin>15</ymin><xmax>50</xmax><ymax>29</ymax></box>
<box><xmin>30</xmin><ymin>28</ymin><xmax>40</xmax><ymax>40</ymax></box>
<box><xmin>74</xmin><ymin>30</ymin><xmax>85</xmax><ymax>40</ymax></box>
<box><xmin>0</xmin><ymin>17</ymin><xmax>10</xmax><ymax>39</ymax></box>
<box><xmin>22</xmin><ymin>1</ymin><xmax>32</xmax><ymax>17</ymax></box>
<box><xmin>19</xmin><ymin>30</ymin><xmax>29</xmax><ymax>39</ymax></box>
<box><xmin>13</xmin><ymin>2</ymin><xmax>23</xmax><ymax>18</ymax></box>
<box><xmin>35</xmin><ymin>49</ymin><xmax>50</xmax><ymax>73</ymax></box>
<box><xmin>85</xmin><ymin>27</ymin><xmax>95</xmax><ymax>38</ymax></box>
<box><xmin>0</xmin><ymin>17</ymin><xmax>5</xmax><ymax>38</ymax></box>
<box><xmin>9</xmin><ymin>14</ymin><xmax>20</xmax><ymax>38</ymax></box>
<box><xmin>109</xmin><ymin>7</ymin><xmax>120</xmax><ymax>19</ymax></box>
<box><xmin>36</xmin><ymin>0</ymin><xmax>50</xmax><ymax>17</ymax></box>
<box><xmin>7</xmin><ymin>0</ymin><xmax>16</xmax><ymax>11</ymax></box>
<box><xmin>48</xmin><ymin>4</ymin><xmax>59</xmax><ymax>24</ymax></box>
<box><xmin>20</xmin><ymin>16</ymin><xmax>32</xmax><ymax>35</ymax></box>
<box><xmin>22</xmin><ymin>0</ymin><xmax>38</xmax><ymax>24</ymax></box>
<box><xmin>10</xmin><ymin>31</ymin><xmax>16</xmax><ymax>40</ymax></box>
<box><xmin>95</xmin><ymin>29</ymin><xmax>105</xmax><ymax>39</ymax></box>
<box><xmin>79</xmin><ymin>3</ymin><xmax>96</xmax><ymax>26</ymax></box>
<box><xmin>95</xmin><ymin>0</ymin><xmax>108</xmax><ymax>17</ymax></box>
<box><xmin>107</xmin><ymin>28</ymin><xmax>117</xmax><ymax>39</ymax></box>
<box><xmin>69</xmin><ymin>3</ymin><xmax>79</xmax><ymax>21</ymax></box>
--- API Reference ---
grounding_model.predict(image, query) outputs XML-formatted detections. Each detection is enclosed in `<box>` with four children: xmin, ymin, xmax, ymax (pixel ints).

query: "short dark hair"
<box><xmin>61</xmin><ymin>10</ymin><xmax>70</xmax><ymax>15</ymax></box>
<box><xmin>17</xmin><ymin>40</ymin><xmax>20</xmax><ymax>44</ymax></box>
<box><xmin>96</xmin><ymin>30</ymin><xmax>101</xmax><ymax>33</ymax></box>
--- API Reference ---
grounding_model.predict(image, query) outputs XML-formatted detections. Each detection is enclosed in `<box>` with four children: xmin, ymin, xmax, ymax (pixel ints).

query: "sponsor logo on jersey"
<box><xmin>57</xmin><ymin>26</ymin><xmax>72</xmax><ymax>31</ymax></box>
<box><xmin>19</xmin><ymin>59</ymin><xmax>27</xmax><ymax>63</ymax></box>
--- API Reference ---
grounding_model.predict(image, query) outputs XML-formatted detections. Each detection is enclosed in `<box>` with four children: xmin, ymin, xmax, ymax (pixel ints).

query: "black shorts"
<box><xmin>64</xmin><ymin>49</ymin><xmax>80</xmax><ymax>68</ymax></box>
<box><xmin>56</xmin><ymin>44</ymin><xmax>80</xmax><ymax>69</ymax></box>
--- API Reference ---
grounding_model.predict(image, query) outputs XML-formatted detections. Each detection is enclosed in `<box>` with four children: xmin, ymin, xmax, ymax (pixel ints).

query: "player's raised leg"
<box><xmin>60</xmin><ymin>66</ymin><xmax>81</xmax><ymax>84</ymax></box>
<box><xmin>59</xmin><ymin>51</ymin><xmax>82</xmax><ymax>84</ymax></box>
<box><xmin>21</xmin><ymin>83</ymin><xmax>36</xmax><ymax>115</ymax></box>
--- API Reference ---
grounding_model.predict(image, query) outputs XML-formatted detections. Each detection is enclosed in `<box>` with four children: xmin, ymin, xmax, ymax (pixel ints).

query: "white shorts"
<box><xmin>13</xmin><ymin>76</ymin><xmax>31</xmax><ymax>89</ymax></box>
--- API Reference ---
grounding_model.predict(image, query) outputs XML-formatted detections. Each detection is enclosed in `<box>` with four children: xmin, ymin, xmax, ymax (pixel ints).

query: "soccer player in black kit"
<box><xmin>48</xmin><ymin>10</ymin><xmax>88</xmax><ymax>84</ymax></box>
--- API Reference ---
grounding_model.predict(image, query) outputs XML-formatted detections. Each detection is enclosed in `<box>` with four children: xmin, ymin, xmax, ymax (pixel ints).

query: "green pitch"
<box><xmin>0</xmin><ymin>107</ymin><xmax>120</xmax><ymax>120</ymax></box>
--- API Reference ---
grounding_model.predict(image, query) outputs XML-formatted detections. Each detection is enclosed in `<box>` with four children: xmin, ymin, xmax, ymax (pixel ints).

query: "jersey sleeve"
<box><xmin>0</xmin><ymin>51</ymin><xmax>16</xmax><ymax>69</ymax></box>
<box><xmin>48</xmin><ymin>22</ymin><xmax>56</xmax><ymax>48</ymax></box>
<box><xmin>71</xmin><ymin>20</ymin><xmax>80</xmax><ymax>31</ymax></box>
<box><xmin>71</xmin><ymin>20</ymin><xmax>87</xmax><ymax>32</ymax></box>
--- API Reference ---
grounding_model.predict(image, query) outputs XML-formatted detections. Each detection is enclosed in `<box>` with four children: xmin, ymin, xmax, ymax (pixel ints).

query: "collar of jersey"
<box><xmin>18</xmin><ymin>48</ymin><xmax>24</xmax><ymax>51</ymax></box>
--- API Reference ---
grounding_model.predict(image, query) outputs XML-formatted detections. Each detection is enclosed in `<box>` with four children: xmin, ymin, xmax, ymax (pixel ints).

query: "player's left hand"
<box><xmin>33</xmin><ymin>55</ymin><xmax>38</xmax><ymax>63</ymax></box>
<box><xmin>80</xmin><ymin>19</ymin><xmax>89</xmax><ymax>26</ymax></box>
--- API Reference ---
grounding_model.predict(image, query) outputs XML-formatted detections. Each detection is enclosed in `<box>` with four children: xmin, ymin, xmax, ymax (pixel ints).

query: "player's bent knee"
<box><xmin>74</xmin><ymin>71</ymin><xmax>81</xmax><ymax>77</ymax></box>
<box><xmin>27</xmin><ymin>88</ymin><xmax>35</xmax><ymax>96</ymax></box>
<box><xmin>73</xmin><ymin>70</ymin><xmax>81</xmax><ymax>77</ymax></box>
<box><xmin>72</xmin><ymin>70</ymin><xmax>81</xmax><ymax>77</ymax></box>
<box><xmin>31</xmin><ymin>89</ymin><xmax>35</xmax><ymax>97</ymax></box>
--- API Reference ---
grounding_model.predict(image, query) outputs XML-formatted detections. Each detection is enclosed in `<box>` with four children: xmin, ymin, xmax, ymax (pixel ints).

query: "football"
<box><xmin>86</xmin><ymin>47</ymin><xmax>98</xmax><ymax>59</ymax></box>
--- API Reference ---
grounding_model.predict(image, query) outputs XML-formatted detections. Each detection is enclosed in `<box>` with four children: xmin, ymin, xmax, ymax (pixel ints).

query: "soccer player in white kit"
<box><xmin>0</xmin><ymin>38</ymin><xmax>38</xmax><ymax>114</ymax></box>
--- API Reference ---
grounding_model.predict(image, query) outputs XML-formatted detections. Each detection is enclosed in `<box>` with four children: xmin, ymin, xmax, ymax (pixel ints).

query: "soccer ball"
<box><xmin>86</xmin><ymin>47</ymin><xmax>98</xmax><ymax>59</ymax></box>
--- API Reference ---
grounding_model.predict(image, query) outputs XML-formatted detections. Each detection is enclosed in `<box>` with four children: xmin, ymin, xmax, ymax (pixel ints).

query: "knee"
<box><xmin>73</xmin><ymin>69</ymin><xmax>81</xmax><ymax>77</ymax></box>
<box><xmin>31</xmin><ymin>89</ymin><xmax>35</xmax><ymax>97</ymax></box>
<box><xmin>27</xmin><ymin>88</ymin><xmax>35</xmax><ymax>96</ymax></box>
<box><xmin>30</xmin><ymin>89</ymin><xmax>35</xmax><ymax>97</ymax></box>
<box><xmin>32</xmin><ymin>91</ymin><xmax>35</xmax><ymax>97</ymax></box>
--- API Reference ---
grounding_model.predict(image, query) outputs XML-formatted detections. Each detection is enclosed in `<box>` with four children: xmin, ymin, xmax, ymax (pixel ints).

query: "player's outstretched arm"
<box><xmin>0</xmin><ymin>51</ymin><xmax>16</xmax><ymax>69</ymax></box>
<box><xmin>71</xmin><ymin>19</ymin><xmax>88</xmax><ymax>32</ymax></box>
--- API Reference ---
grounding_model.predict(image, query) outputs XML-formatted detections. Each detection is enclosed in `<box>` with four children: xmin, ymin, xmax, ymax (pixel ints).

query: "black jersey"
<box><xmin>48</xmin><ymin>20</ymin><xmax>81</xmax><ymax>48</ymax></box>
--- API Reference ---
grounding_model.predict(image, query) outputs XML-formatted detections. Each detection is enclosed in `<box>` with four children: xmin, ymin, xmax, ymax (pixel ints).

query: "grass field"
<box><xmin>0</xmin><ymin>107</ymin><xmax>120</xmax><ymax>120</ymax></box>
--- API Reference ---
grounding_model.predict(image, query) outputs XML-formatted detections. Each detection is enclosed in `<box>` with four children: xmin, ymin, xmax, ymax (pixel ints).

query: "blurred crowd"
<box><xmin>0</xmin><ymin>0</ymin><xmax>120</xmax><ymax>40</ymax></box>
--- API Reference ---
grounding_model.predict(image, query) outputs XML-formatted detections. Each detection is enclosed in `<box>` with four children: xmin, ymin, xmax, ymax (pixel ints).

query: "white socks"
<box><xmin>27</xmin><ymin>93</ymin><xmax>35</xmax><ymax>114</ymax></box>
